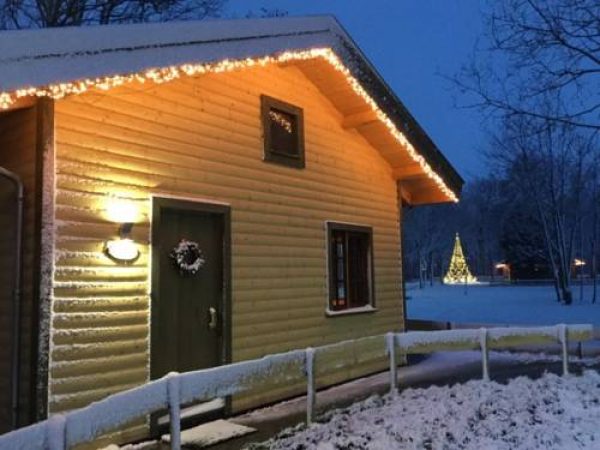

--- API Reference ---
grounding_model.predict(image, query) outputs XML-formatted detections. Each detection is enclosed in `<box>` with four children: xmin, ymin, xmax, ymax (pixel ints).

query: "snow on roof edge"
<box><xmin>0</xmin><ymin>16</ymin><xmax>343</xmax><ymax>93</ymax></box>
<box><xmin>0</xmin><ymin>15</ymin><xmax>340</xmax><ymax>61</ymax></box>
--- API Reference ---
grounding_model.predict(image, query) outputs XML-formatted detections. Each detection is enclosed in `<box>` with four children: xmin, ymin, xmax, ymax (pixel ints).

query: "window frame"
<box><xmin>261</xmin><ymin>94</ymin><xmax>305</xmax><ymax>169</ymax></box>
<box><xmin>325</xmin><ymin>221</ymin><xmax>376</xmax><ymax>316</ymax></box>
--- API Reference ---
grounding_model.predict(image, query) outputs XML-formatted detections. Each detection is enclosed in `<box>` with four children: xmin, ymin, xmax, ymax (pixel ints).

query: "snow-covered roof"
<box><xmin>0</xmin><ymin>16</ymin><xmax>463</xmax><ymax>198</ymax></box>
<box><xmin>0</xmin><ymin>16</ymin><xmax>343</xmax><ymax>94</ymax></box>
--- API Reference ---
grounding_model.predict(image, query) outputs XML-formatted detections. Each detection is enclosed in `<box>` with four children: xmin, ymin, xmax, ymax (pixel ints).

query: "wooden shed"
<box><xmin>0</xmin><ymin>16</ymin><xmax>463</xmax><ymax>442</ymax></box>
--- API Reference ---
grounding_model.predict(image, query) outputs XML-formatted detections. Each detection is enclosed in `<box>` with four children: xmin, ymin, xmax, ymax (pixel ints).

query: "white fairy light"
<box><xmin>0</xmin><ymin>48</ymin><xmax>458</xmax><ymax>202</ymax></box>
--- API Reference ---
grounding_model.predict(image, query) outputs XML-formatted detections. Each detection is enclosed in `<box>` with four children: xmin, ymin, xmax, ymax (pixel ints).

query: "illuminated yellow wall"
<box><xmin>51</xmin><ymin>62</ymin><xmax>403</xmax><ymax>442</ymax></box>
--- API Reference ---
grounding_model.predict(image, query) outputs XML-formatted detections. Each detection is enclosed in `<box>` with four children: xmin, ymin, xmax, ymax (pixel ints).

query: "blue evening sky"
<box><xmin>228</xmin><ymin>0</ymin><xmax>487</xmax><ymax>181</ymax></box>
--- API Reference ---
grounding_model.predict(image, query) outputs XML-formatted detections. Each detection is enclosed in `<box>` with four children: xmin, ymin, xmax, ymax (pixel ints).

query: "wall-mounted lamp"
<box><xmin>104</xmin><ymin>222</ymin><xmax>140</xmax><ymax>263</ymax></box>
<box><xmin>104</xmin><ymin>194</ymin><xmax>142</xmax><ymax>263</ymax></box>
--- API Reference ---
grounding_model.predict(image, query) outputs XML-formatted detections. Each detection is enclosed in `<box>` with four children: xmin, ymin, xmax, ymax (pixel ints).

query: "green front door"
<box><xmin>151</xmin><ymin>198</ymin><xmax>230</xmax><ymax>380</ymax></box>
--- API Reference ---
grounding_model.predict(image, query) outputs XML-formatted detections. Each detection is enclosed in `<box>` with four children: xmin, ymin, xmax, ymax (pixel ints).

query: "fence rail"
<box><xmin>0</xmin><ymin>323</ymin><xmax>593</xmax><ymax>450</ymax></box>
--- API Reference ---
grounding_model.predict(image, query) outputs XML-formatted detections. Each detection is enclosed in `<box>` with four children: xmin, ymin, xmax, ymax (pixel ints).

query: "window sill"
<box><xmin>325</xmin><ymin>305</ymin><xmax>378</xmax><ymax>317</ymax></box>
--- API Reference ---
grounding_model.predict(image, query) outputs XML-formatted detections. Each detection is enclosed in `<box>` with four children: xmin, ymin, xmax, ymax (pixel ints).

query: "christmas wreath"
<box><xmin>170</xmin><ymin>239</ymin><xmax>206</xmax><ymax>275</ymax></box>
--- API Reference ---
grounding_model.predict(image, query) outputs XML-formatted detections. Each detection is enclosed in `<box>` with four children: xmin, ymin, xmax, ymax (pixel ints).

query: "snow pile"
<box><xmin>247</xmin><ymin>371</ymin><xmax>600</xmax><ymax>450</ymax></box>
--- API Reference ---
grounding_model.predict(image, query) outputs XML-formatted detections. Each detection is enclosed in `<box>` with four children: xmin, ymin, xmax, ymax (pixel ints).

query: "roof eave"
<box><xmin>0</xmin><ymin>15</ymin><xmax>463</xmax><ymax>201</ymax></box>
<box><xmin>324</xmin><ymin>18</ymin><xmax>464</xmax><ymax>200</ymax></box>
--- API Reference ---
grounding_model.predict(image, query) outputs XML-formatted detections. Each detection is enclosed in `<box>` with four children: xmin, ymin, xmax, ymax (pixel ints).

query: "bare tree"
<box><xmin>583</xmin><ymin>149</ymin><xmax>600</xmax><ymax>302</ymax></box>
<box><xmin>456</xmin><ymin>0</ymin><xmax>600</xmax><ymax>131</ymax></box>
<box><xmin>488</xmin><ymin>113</ymin><xmax>596</xmax><ymax>303</ymax></box>
<box><xmin>459</xmin><ymin>177</ymin><xmax>508</xmax><ymax>277</ymax></box>
<box><xmin>0</xmin><ymin>0</ymin><xmax>226</xmax><ymax>28</ymax></box>
<box><xmin>403</xmin><ymin>178</ymin><xmax>507</xmax><ymax>286</ymax></box>
<box><xmin>403</xmin><ymin>205</ymin><xmax>454</xmax><ymax>287</ymax></box>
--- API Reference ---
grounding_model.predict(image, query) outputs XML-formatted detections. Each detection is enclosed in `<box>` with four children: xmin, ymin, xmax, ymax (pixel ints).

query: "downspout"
<box><xmin>398</xmin><ymin>182</ymin><xmax>408</xmax><ymax>332</ymax></box>
<box><xmin>0</xmin><ymin>166</ymin><xmax>24</xmax><ymax>430</ymax></box>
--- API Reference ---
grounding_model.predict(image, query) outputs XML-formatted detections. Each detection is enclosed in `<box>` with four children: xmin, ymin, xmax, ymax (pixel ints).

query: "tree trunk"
<box><xmin>418</xmin><ymin>251</ymin><xmax>423</xmax><ymax>289</ymax></box>
<box><xmin>592</xmin><ymin>224</ymin><xmax>598</xmax><ymax>304</ymax></box>
<box><xmin>429</xmin><ymin>252</ymin><xmax>434</xmax><ymax>286</ymax></box>
<box><xmin>592</xmin><ymin>194</ymin><xmax>598</xmax><ymax>304</ymax></box>
<box><xmin>579</xmin><ymin>218</ymin><xmax>584</xmax><ymax>303</ymax></box>
<box><xmin>554</xmin><ymin>211</ymin><xmax>573</xmax><ymax>305</ymax></box>
<box><xmin>559</xmin><ymin>267</ymin><xmax>573</xmax><ymax>305</ymax></box>
<box><xmin>537</xmin><ymin>204</ymin><xmax>562</xmax><ymax>302</ymax></box>
<box><xmin>552</xmin><ymin>268</ymin><xmax>563</xmax><ymax>303</ymax></box>
<box><xmin>593</xmin><ymin>253</ymin><xmax>597</xmax><ymax>304</ymax></box>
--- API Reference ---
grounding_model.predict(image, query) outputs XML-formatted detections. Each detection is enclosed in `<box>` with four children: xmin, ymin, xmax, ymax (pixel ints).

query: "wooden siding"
<box><xmin>0</xmin><ymin>106</ymin><xmax>38</xmax><ymax>428</ymax></box>
<box><xmin>52</xmin><ymin>63</ymin><xmax>403</xmax><ymax>439</ymax></box>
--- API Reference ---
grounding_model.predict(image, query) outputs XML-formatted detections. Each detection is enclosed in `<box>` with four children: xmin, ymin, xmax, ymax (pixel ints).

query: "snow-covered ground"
<box><xmin>247</xmin><ymin>370</ymin><xmax>600</xmax><ymax>450</ymax></box>
<box><xmin>407</xmin><ymin>283</ymin><xmax>600</xmax><ymax>326</ymax></box>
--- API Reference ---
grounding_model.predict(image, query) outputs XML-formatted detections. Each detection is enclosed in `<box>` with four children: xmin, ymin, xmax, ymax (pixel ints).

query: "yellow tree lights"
<box><xmin>0</xmin><ymin>48</ymin><xmax>458</xmax><ymax>202</ymax></box>
<box><xmin>444</xmin><ymin>233</ymin><xmax>478</xmax><ymax>284</ymax></box>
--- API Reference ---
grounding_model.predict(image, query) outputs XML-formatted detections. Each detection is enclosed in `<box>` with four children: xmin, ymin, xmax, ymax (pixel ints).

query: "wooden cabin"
<box><xmin>0</xmin><ymin>16</ymin><xmax>463</xmax><ymax>443</ymax></box>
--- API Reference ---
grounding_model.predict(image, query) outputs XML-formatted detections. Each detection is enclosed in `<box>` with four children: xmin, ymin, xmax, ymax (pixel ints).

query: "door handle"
<box><xmin>208</xmin><ymin>307</ymin><xmax>218</xmax><ymax>330</ymax></box>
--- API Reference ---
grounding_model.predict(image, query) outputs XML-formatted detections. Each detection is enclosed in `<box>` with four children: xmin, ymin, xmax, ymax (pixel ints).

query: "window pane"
<box><xmin>328</xmin><ymin>226</ymin><xmax>372</xmax><ymax>312</ymax></box>
<box><xmin>269</xmin><ymin>108</ymin><xmax>298</xmax><ymax>157</ymax></box>
<box><xmin>347</xmin><ymin>232</ymin><xmax>370</xmax><ymax>308</ymax></box>
<box><xmin>336</xmin><ymin>283</ymin><xmax>346</xmax><ymax>304</ymax></box>
<box><xmin>330</xmin><ymin>231</ymin><xmax>346</xmax><ymax>310</ymax></box>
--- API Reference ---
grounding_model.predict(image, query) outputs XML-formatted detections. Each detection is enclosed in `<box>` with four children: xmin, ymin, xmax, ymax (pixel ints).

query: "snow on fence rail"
<box><xmin>0</xmin><ymin>324</ymin><xmax>593</xmax><ymax>450</ymax></box>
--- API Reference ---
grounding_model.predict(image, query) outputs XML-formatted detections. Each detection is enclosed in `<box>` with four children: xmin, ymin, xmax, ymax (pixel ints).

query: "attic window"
<box><xmin>261</xmin><ymin>95</ymin><xmax>305</xmax><ymax>168</ymax></box>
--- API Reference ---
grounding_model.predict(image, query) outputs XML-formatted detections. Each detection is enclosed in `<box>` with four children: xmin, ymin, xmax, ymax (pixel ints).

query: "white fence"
<box><xmin>0</xmin><ymin>323</ymin><xmax>593</xmax><ymax>450</ymax></box>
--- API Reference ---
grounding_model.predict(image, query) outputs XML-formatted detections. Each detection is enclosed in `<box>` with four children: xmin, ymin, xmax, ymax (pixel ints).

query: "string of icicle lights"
<box><xmin>0</xmin><ymin>47</ymin><xmax>458</xmax><ymax>202</ymax></box>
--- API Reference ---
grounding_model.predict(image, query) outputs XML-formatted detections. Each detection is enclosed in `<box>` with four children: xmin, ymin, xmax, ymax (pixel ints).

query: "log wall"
<box><xmin>52</xmin><ymin>63</ymin><xmax>403</xmax><ymax>442</ymax></box>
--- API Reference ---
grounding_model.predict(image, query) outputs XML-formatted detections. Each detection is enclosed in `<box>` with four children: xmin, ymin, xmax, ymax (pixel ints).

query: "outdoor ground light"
<box><xmin>105</xmin><ymin>222</ymin><xmax>140</xmax><ymax>263</ymax></box>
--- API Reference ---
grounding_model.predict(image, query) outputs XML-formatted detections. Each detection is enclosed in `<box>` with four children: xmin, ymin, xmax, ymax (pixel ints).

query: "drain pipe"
<box><xmin>0</xmin><ymin>166</ymin><xmax>23</xmax><ymax>430</ymax></box>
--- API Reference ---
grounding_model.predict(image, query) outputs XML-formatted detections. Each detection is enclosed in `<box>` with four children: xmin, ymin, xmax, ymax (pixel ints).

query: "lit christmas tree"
<box><xmin>443</xmin><ymin>233</ymin><xmax>478</xmax><ymax>284</ymax></box>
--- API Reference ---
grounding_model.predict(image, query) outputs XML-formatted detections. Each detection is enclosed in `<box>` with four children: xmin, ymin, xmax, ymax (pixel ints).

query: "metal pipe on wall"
<box><xmin>0</xmin><ymin>166</ymin><xmax>24</xmax><ymax>430</ymax></box>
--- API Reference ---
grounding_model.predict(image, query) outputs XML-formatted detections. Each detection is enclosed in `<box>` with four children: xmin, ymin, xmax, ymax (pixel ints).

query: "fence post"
<box><xmin>558</xmin><ymin>324</ymin><xmax>569</xmax><ymax>376</ymax></box>
<box><xmin>305</xmin><ymin>347</ymin><xmax>315</xmax><ymax>426</ymax></box>
<box><xmin>167</xmin><ymin>373</ymin><xmax>181</xmax><ymax>450</ymax></box>
<box><xmin>386</xmin><ymin>332</ymin><xmax>397</xmax><ymax>395</ymax></box>
<box><xmin>46</xmin><ymin>414</ymin><xmax>67</xmax><ymax>450</ymax></box>
<box><xmin>479</xmin><ymin>328</ymin><xmax>489</xmax><ymax>381</ymax></box>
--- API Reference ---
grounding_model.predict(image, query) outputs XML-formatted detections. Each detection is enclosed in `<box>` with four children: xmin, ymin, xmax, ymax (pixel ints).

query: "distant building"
<box><xmin>510</xmin><ymin>260</ymin><xmax>553</xmax><ymax>280</ymax></box>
